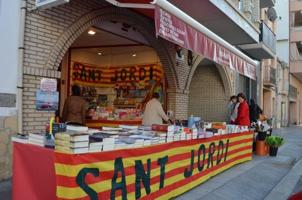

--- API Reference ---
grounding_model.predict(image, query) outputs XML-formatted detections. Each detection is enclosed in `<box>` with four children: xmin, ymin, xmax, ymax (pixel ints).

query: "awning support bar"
<box><xmin>104</xmin><ymin>0</ymin><xmax>155</xmax><ymax>9</ymax></box>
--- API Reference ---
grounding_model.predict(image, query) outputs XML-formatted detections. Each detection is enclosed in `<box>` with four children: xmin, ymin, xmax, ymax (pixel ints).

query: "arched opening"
<box><xmin>48</xmin><ymin>7</ymin><xmax>178</xmax><ymax>128</ymax></box>
<box><xmin>47</xmin><ymin>7</ymin><xmax>178</xmax><ymax>89</ymax></box>
<box><xmin>188</xmin><ymin>59</ymin><xmax>231</xmax><ymax>121</ymax></box>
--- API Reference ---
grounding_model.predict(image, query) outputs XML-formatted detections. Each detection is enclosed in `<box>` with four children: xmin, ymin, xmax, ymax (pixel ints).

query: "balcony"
<box><xmin>263</xmin><ymin>65</ymin><xmax>276</xmax><ymax>87</ymax></box>
<box><xmin>260</xmin><ymin>0</ymin><xmax>276</xmax><ymax>8</ymax></box>
<box><xmin>167</xmin><ymin>0</ymin><xmax>259</xmax><ymax>45</ymax></box>
<box><xmin>239</xmin><ymin>22</ymin><xmax>276</xmax><ymax>60</ymax></box>
<box><xmin>279</xmin><ymin>80</ymin><xmax>289</xmax><ymax>95</ymax></box>
<box><xmin>289</xmin><ymin>85</ymin><xmax>298</xmax><ymax>100</ymax></box>
<box><xmin>290</xmin><ymin>60</ymin><xmax>302</xmax><ymax>81</ymax></box>
<box><xmin>290</xmin><ymin>0</ymin><xmax>302</xmax><ymax>12</ymax></box>
<box><xmin>290</xmin><ymin>27</ymin><xmax>302</xmax><ymax>42</ymax></box>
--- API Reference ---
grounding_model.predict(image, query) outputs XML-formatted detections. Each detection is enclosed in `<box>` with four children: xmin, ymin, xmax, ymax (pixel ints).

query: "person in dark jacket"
<box><xmin>235</xmin><ymin>93</ymin><xmax>250</xmax><ymax>126</ymax></box>
<box><xmin>62</xmin><ymin>85</ymin><xmax>86</xmax><ymax>125</ymax></box>
<box><xmin>249</xmin><ymin>99</ymin><xmax>263</xmax><ymax>123</ymax></box>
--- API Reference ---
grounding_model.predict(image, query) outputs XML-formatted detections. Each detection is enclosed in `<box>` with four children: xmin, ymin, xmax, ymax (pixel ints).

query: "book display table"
<box><xmin>13</xmin><ymin>131</ymin><xmax>253</xmax><ymax>200</ymax></box>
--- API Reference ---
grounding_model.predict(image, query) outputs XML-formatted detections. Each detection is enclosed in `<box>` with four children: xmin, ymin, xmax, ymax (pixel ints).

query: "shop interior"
<box><xmin>59</xmin><ymin>21</ymin><xmax>167</xmax><ymax>127</ymax></box>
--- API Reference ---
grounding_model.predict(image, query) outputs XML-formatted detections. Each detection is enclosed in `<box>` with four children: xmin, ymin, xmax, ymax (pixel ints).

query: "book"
<box><xmin>119</xmin><ymin>125</ymin><xmax>139</xmax><ymax>130</ymax></box>
<box><xmin>55</xmin><ymin>146</ymin><xmax>89</xmax><ymax>154</ymax></box>
<box><xmin>29</xmin><ymin>139</ymin><xmax>45</xmax><ymax>147</ymax></box>
<box><xmin>55</xmin><ymin>132</ymin><xmax>89</xmax><ymax>142</ymax></box>
<box><xmin>29</xmin><ymin>133</ymin><xmax>46</xmax><ymax>140</ymax></box>
<box><xmin>102</xmin><ymin>127</ymin><xmax>123</xmax><ymax>131</ymax></box>
<box><xmin>55</xmin><ymin>140</ymin><xmax>89</xmax><ymax>148</ymax></box>
<box><xmin>11</xmin><ymin>135</ymin><xmax>29</xmax><ymax>144</ymax></box>
<box><xmin>66</xmin><ymin>125</ymin><xmax>89</xmax><ymax>132</ymax></box>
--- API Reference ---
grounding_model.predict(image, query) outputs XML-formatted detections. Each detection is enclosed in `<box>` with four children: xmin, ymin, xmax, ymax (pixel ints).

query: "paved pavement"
<box><xmin>1</xmin><ymin>126</ymin><xmax>302</xmax><ymax>200</ymax></box>
<box><xmin>176</xmin><ymin>126</ymin><xmax>302</xmax><ymax>200</ymax></box>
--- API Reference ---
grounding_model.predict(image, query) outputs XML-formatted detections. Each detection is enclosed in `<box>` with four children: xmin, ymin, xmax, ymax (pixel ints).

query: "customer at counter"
<box><xmin>142</xmin><ymin>93</ymin><xmax>171</xmax><ymax>126</ymax></box>
<box><xmin>235</xmin><ymin>93</ymin><xmax>250</xmax><ymax>126</ymax></box>
<box><xmin>62</xmin><ymin>85</ymin><xmax>86</xmax><ymax>125</ymax></box>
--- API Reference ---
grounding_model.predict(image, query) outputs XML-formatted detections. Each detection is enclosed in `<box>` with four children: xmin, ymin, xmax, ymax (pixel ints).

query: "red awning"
<box><xmin>110</xmin><ymin>0</ymin><xmax>257</xmax><ymax>80</ymax></box>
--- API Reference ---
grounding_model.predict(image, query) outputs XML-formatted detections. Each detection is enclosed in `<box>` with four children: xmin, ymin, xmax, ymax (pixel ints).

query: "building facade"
<box><xmin>289</xmin><ymin>0</ymin><xmax>302</xmax><ymax>125</ymax></box>
<box><xmin>0</xmin><ymin>0</ymin><xmax>278</xmax><ymax>180</ymax></box>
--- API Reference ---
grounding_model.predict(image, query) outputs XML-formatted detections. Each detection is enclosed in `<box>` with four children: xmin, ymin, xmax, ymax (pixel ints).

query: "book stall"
<box><xmin>12</xmin><ymin>119</ymin><xmax>253</xmax><ymax>200</ymax></box>
<box><xmin>71</xmin><ymin>62</ymin><xmax>166</xmax><ymax>128</ymax></box>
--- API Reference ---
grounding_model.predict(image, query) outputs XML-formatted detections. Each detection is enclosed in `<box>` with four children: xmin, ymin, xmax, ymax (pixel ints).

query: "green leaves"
<box><xmin>265</xmin><ymin>136</ymin><xmax>285</xmax><ymax>147</ymax></box>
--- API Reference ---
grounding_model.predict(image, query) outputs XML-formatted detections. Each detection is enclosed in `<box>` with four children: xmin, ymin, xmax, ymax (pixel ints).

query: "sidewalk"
<box><xmin>1</xmin><ymin>126</ymin><xmax>302</xmax><ymax>200</ymax></box>
<box><xmin>176</xmin><ymin>126</ymin><xmax>302</xmax><ymax>200</ymax></box>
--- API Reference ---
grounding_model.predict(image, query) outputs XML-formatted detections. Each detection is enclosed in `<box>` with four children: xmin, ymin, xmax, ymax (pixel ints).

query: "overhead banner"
<box><xmin>54</xmin><ymin>132</ymin><xmax>253</xmax><ymax>200</ymax></box>
<box><xmin>154</xmin><ymin>6</ymin><xmax>256</xmax><ymax>80</ymax></box>
<box><xmin>71</xmin><ymin>62</ymin><xmax>163</xmax><ymax>87</ymax></box>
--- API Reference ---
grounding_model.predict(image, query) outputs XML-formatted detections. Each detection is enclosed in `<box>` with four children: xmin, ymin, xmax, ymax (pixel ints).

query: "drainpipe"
<box><xmin>17</xmin><ymin>0</ymin><xmax>26</xmax><ymax>134</ymax></box>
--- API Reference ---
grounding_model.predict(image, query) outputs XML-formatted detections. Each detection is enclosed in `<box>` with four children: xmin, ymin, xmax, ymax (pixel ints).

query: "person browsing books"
<box><xmin>142</xmin><ymin>93</ymin><xmax>171</xmax><ymax>126</ymax></box>
<box><xmin>62</xmin><ymin>85</ymin><xmax>86</xmax><ymax>125</ymax></box>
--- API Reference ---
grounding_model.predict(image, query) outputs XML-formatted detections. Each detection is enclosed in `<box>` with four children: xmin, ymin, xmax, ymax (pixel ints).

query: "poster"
<box><xmin>36</xmin><ymin>89</ymin><xmax>59</xmax><ymax>111</ymax></box>
<box><xmin>40</xmin><ymin>78</ymin><xmax>57</xmax><ymax>92</ymax></box>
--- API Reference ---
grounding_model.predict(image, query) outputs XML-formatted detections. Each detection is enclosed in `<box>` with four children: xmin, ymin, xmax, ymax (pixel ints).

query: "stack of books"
<box><xmin>11</xmin><ymin>134</ymin><xmax>29</xmax><ymax>144</ymax></box>
<box><xmin>55</xmin><ymin>132</ymin><xmax>89</xmax><ymax>154</ymax></box>
<box><xmin>89</xmin><ymin>142</ymin><xmax>103</xmax><ymax>153</ymax></box>
<box><xmin>29</xmin><ymin>133</ymin><xmax>46</xmax><ymax>147</ymax></box>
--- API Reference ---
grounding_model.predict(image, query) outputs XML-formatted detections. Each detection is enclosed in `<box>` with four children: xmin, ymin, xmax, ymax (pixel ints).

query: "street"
<box><xmin>1</xmin><ymin>126</ymin><xmax>302</xmax><ymax>200</ymax></box>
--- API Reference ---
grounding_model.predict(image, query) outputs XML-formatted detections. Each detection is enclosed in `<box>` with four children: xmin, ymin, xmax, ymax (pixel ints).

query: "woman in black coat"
<box><xmin>249</xmin><ymin>99</ymin><xmax>263</xmax><ymax>123</ymax></box>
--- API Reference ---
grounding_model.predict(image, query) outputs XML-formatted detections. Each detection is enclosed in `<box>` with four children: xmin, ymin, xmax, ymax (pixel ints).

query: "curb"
<box><xmin>264</xmin><ymin>157</ymin><xmax>302</xmax><ymax>200</ymax></box>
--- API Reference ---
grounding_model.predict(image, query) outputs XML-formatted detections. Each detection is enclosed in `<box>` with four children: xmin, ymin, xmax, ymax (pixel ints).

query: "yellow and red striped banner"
<box><xmin>54</xmin><ymin>131</ymin><xmax>253</xmax><ymax>200</ymax></box>
<box><xmin>71</xmin><ymin>62</ymin><xmax>163</xmax><ymax>87</ymax></box>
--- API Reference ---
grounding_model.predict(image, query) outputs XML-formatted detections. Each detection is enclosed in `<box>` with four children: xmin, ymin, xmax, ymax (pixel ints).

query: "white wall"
<box><xmin>0</xmin><ymin>0</ymin><xmax>20</xmax><ymax>95</ymax></box>
<box><xmin>275</xmin><ymin>0</ymin><xmax>289</xmax><ymax>63</ymax></box>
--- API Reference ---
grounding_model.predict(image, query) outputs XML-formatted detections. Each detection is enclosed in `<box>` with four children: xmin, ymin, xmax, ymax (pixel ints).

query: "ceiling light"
<box><xmin>132</xmin><ymin>54</ymin><xmax>136</xmax><ymax>57</ymax></box>
<box><xmin>88</xmin><ymin>30</ymin><xmax>96</xmax><ymax>35</ymax></box>
<box><xmin>97</xmin><ymin>52</ymin><xmax>102</xmax><ymax>56</ymax></box>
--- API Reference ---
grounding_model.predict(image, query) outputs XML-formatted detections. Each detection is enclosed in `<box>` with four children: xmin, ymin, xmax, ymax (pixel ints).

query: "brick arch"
<box><xmin>185</xmin><ymin>55</ymin><xmax>232</xmax><ymax>97</ymax></box>
<box><xmin>46</xmin><ymin>6</ymin><xmax>179</xmax><ymax>88</ymax></box>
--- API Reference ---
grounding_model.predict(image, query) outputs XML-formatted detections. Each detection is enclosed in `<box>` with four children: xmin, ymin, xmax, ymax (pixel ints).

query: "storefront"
<box><xmin>60</xmin><ymin>29</ymin><xmax>167</xmax><ymax>128</ymax></box>
<box><xmin>13</xmin><ymin>0</ymin><xmax>258</xmax><ymax>199</ymax></box>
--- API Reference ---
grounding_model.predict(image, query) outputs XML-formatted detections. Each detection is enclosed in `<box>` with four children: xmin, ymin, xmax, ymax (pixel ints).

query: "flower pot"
<box><xmin>257</xmin><ymin>131</ymin><xmax>267</xmax><ymax>141</ymax></box>
<box><xmin>256</xmin><ymin>140</ymin><xmax>268</xmax><ymax>156</ymax></box>
<box><xmin>269</xmin><ymin>146</ymin><xmax>278</xmax><ymax>157</ymax></box>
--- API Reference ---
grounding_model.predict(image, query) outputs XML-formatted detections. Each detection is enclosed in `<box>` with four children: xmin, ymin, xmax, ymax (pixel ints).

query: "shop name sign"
<box><xmin>71</xmin><ymin>62</ymin><xmax>163</xmax><ymax>87</ymax></box>
<box><xmin>36</xmin><ymin>0</ymin><xmax>69</xmax><ymax>9</ymax></box>
<box><xmin>154</xmin><ymin>6</ymin><xmax>256</xmax><ymax>80</ymax></box>
<box><xmin>55</xmin><ymin>132</ymin><xmax>253</xmax><ymax>199</ymax></box>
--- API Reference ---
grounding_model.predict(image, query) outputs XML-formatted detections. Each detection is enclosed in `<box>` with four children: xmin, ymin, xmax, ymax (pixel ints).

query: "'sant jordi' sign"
<box><xmin>70</xmin><ymin>62</ymin><xmax>163</xmax><ymax>88</ymax></box>
<box><xmin>55</xmin><ymin>132</ymin><xmax>253</xmax><ymax>200</ymax></box>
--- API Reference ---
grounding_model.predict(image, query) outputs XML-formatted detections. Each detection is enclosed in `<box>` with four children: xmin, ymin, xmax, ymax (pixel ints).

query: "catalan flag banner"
<box><xmin>54</xmin><ymin>131</ymin><xmax>253</xmax><ymax>200</ymax></box>
<box><xmin>71</xmin><ymin>62</ymin><xmax>163</xmax><ymax>88</ymax></box>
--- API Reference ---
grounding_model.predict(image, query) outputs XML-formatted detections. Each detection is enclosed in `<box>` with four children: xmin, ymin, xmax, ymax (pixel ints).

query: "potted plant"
<box><xmin>265</xmin><ymin>136</ymin><xmax>284</xmax><ymax>156</ymax></box>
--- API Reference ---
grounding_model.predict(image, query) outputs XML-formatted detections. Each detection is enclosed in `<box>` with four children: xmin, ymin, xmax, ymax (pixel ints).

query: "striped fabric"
<box><xmin>71</xmin><ymin>62</ymin><xmax>163</xmax><ymax>87</ymax></box>
<box><xmin>54</xmin><ymin>131</ymin><xmax>253</xmax><ymax>200</ymax></box>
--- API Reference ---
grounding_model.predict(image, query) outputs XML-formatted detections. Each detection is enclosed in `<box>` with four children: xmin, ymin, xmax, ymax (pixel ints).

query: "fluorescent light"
<box><xmin>88</xmin><ymin>30</ymin><xmax>96</xmax><ymax>35</ymax></box>
<box><xmin>97</xmin><ymin>52</ymin><xmax>102</xmax><ymax>56</ymax></box>
<box><xmin>132</xmin><ymin>54</ymin><xmax>136</xmax><ymax>57</ymax></box>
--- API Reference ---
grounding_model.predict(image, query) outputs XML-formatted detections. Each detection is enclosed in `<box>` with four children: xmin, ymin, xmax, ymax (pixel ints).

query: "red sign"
<box><xmin>154</xmin><ymin>6</ymin><xmax>256</xmax><ymax>80</ymax></box>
